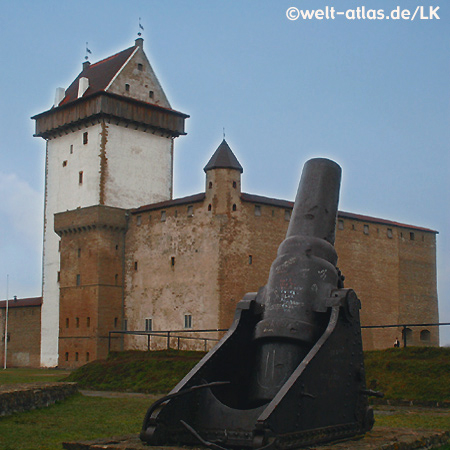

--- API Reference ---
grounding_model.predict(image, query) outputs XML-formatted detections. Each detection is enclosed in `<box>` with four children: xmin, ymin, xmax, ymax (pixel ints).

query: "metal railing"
<box><xmin>108</xmin><ymin>323</ymin><xmax>450</xmax><ymax>354</ymax></box>
<box><xmin>108</xmin><ymin>329</ymin><xmax>227</xmax><ymax>353</ymax></box>
<box><xmin>361</xmin><ymin>322</ymin><xmax>450</xmax><ymax>347</ymax></box>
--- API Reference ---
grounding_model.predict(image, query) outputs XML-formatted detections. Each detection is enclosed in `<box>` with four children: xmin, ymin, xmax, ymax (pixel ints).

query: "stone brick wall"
<box><xmin>0</xmin><ymin>301</ymin><xmax>41</xmax><ymax>367</ymax></box>
<box><xmin>124</xmin><ymin>196</ymin><xmax>221</xmax><ymax>351</ymax></box>
<box><xmin>124</xmin><ymin>167</ymin><xmax>438</xmax><ymax>352</ymax></box>
<box><xmin>54</xmin><ymin>166</ymin><xmax>439</xmax><ymax>367</ymax></box>
<box><xmin>0</xmin><ymin>382</ymin><xmax>78</xmax><ymax>416</ymax></box>
<box><xmin>55</xmin><ymin>205</ymin><xmax>128</xmax><ymax>368</ymax></box>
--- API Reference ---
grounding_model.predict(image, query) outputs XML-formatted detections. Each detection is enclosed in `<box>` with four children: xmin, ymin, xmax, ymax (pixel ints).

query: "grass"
<box><xmin>374</xmin><ymin>406</ymin><xmax>450</xmax><ymax>430</ymax></box>
<box><xmin>364</xmin><ymin>347</ymin><xmax>450</xmax><ymax>404</ymax></box>
<box><xmin>0</xmin><ymin>368</ymin><xmax>71</xmax><ymax>385</ymax></box>
<box><xmin>0</xmin><ymin>393</ymin><xmax>152</xmax><ymax>450</ymax></box>
<box><xmin>66</xmin><ymin>347</ymin><xmax>450</xmax><ymax>405</ymax></box>
<box><xmin>0</xmin><ymin>395</ymin><xmax>448</xmax><ymax>450</ymax></box>
<box><xmin>65</xmin><ymin>349</ymin><xmax>205</xmax><ymax>393</ymax></box>
<box><xmin>1</xmin><ymin>347</ymin><xmax>449</xmax><ymax>449</ymax></box>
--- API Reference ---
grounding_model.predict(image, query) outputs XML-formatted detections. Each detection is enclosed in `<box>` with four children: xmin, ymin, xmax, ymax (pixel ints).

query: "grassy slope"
<box><xmin>364</xmin><ymin>347</ymin><xmax>450</xmax><ymax>403</ymax></box>
<box><xmin>66</xmin><ymin>347</ymin><xmax>450</xmax><ymax>405</ymax></box>
<box><xmin>65</xmin><ymin>350</ymin><xmax>206</xmax><ymax>393</ymax></box>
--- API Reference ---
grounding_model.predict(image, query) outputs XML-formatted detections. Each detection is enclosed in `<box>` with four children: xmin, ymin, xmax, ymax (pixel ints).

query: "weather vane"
<box><xmin>85</xmin><ymin>42</ymin><xmax>92</xmax><ymax>61</ymax></box>
<box><xmin>223</xmin><ymin>127</ymin><xmax>226</xmax><ymax>139</ymax></box>
<box><xmin>138</xmin><ymin>17</ymin><xmax>144</xmax><ymax>37</ymax></box>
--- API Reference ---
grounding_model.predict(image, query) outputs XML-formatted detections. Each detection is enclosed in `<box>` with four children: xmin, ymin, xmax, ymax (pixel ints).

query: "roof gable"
<box><xmin>106</xmin><ymin>45</ymin><xmax>170</xmax><ymax>108</ymax></box>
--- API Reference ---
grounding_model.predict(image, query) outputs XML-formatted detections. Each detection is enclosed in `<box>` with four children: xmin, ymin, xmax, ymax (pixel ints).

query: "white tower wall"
<box><xmin>41</xmin><ymin>126</ymin><xmax>102</xmax><ymax>366</ymax></box>
<box><xmin>40</xmin><ymin>121</ymin><xmax>174</xmax><ymax>367</ymax></box>
<box><xmin>102</xmin><ymin>124</ymin><xmax>173</xmax><ymax>208</ymax></box>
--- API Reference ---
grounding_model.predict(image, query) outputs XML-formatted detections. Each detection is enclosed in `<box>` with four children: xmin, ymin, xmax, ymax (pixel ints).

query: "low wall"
<box><xmin>0</xmin><ymin>382</ymin><xmax>78</xmax><ymax>416</ymax></box>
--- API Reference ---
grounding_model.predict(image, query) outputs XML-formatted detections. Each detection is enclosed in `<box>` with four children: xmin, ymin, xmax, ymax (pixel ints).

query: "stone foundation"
<box><xmin>0</xmin><ymin>382</ymin><xmax>78</xmax><ymax>416</ymax></box>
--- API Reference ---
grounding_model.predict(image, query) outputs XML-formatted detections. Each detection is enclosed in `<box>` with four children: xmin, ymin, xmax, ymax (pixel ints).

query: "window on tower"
<box><xmin>125</xmin><ymin>83</ymin><xmax>130</xmax><ymax>92</ymax></box>
<box><xmin>79</xmin><ymin>171</ymin><xmax>83</xmax><ymax>184</ymax></box>
<box><xmin>149</xmin><ymin>90</ymin><xmax>154</xmax><ymax>99</ymax></box>
<box><xmin>83</xmin><ymin>132</ymin><xmax>88</xmax><ymax>145</ymax></box>
<box><xmin>138</xmin><ymin>63</ymin><xmax>143</xmax><ymax>71</ymax></box>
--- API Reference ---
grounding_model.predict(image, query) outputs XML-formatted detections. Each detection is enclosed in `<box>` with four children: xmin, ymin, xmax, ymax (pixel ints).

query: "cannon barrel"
<box><xmin>140</xmin><ymin>157</ymin><xmax>374</xmax><ymax>450</ymax></box>
<box><xmin>251</xmin><ymin>158</ymin><xmax>342</xmax><ymax>403</ymax></box>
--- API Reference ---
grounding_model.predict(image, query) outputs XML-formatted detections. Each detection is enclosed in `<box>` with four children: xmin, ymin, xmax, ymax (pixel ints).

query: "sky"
<box><xmin>0</xmin><ymin>0</ymin><xmax>449</xmax><ymax>345</ymax></box>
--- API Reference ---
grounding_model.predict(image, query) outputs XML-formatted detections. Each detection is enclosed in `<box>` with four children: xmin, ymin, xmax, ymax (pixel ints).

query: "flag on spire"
<box><xmin>138</xmin><ymin>18</ymin><xmax>144</xmax><ymax>36</ymax></box>
<box><xmin>85</xmin><ymin>42</ymin><xmax>92</xmax><ymax>61</ymax></box>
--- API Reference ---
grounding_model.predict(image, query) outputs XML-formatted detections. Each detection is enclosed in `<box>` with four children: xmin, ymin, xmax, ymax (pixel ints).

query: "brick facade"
<box><xmin>54</xmin><ymin>206</ymin><xmax>128</xmax><ymax>369</ymax></box>
<box><xmin>52</xmin><ymin>146</ymin><xmax>438</xmax><ymax>368</ymax></box>
<box><xmin>32</xmin><ymin>41</ymin><xmax>439</xmax><ymax>369</ymax></box>
<box><xmin>0</xmin><ymin>298</ymin><xmax>42</xmax><ymax>367</ymax></box>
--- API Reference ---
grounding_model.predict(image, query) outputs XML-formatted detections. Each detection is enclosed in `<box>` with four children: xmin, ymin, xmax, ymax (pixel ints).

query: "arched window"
<box><xmin>420</xmin><ymin>329</ymin><xmax>431</xmax><ymax>342</ymax></box>
<box><xmin>402</xmin><ymin>327</ymin><xmax>413</xmax><ymax>345</ymax></box>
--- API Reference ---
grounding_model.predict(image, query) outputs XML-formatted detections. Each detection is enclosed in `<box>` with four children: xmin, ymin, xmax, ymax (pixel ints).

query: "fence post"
<box><xmin>147</xmin><ymin>334</ymin><xmax>150</xmax><ymax>351</ymax></box>
<box><xmin>402</xmin><ymin>325</ymin><xmax>407</xmax><ymax>348</ymax></box>
<box><xmin>167</xmin><ymin>331</ymin><xmax>171</xmax><ymax>350</ymax></box>
<box><xmin>108</xmin><ymin>331</ymin><xmax>111</xmax><ymax>354</ymax></box>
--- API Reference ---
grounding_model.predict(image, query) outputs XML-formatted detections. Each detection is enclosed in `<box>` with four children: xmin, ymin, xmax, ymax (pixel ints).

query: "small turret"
<box><xmin>204</xmin><ymin>139</ymin><xmax>243</xmax><ymax>215</ymax></box>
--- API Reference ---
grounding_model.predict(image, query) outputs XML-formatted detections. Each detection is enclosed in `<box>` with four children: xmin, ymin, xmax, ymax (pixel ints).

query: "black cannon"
<box><xmin>140</xmin><ymin>158</ymin><xmax>375</xmax><ymax>449</ymax></box>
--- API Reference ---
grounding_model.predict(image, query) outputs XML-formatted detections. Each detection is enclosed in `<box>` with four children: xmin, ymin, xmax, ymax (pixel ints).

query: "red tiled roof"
<box><xmin>0</xmin><ymin>297</ymin><xmax>42</xmax><ymax>309</ymax></box>
<box><xmin>132</xmin><ymin>193</ymin><xmax>206</xmax><ymax>214</ymax></box>
<box><xmin>59</xmin><ymin>46</ymin><xmax>136</xmax><ymax>106</ymax></box>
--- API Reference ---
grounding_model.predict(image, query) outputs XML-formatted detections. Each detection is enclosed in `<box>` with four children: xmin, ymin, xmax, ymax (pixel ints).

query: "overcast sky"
<box><xmin>0</xmin><ymin>0</ymin><xmax>449</xmax><ymax>345</ymax></box>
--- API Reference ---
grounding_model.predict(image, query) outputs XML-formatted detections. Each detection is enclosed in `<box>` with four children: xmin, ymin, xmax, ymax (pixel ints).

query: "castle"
<box><xmin>0</xmin><ymin>39</ymin><xmax>439</xmax><ymax>368</ymax></box>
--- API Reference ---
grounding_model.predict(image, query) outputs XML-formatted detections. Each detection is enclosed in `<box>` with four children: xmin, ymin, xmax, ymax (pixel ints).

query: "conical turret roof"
<box><xmin>203</xmin><ymin>139</ymin><xmax>243</xmax><ymax>173</ymax></box>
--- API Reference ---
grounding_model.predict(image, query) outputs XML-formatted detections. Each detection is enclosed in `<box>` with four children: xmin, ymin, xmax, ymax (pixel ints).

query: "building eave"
<box><xmin>241</xmin><ymin>193</ymin><xmax>438</xmax><ymax>234</ymax></box>
<box><xmin>0</xmin><ymin>297</ymin><xmax>43</xmax><ymax>309</ymax></box>
<box><xmin>32</xmin><ymin>91</ymin><xmax>189</xmax><ymax>139</ymax></box>
<box><xmin>132</xmin><ymin>193</ymin><xmax>206</xmax><ymax>214</ymax></box>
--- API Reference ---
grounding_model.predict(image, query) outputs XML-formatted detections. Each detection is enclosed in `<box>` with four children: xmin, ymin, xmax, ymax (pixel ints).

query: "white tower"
<box><xmin>33</xmin><ymin>38</ymin><xmax>188</xmax><ymax>366</ymax></box>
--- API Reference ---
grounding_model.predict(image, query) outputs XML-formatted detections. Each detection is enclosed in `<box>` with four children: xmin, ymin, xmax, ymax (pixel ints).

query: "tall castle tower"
<box><xmin>32</xmin><ymin>38</ymin><xmax>188</xmax><ymax>367</ymax></box>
